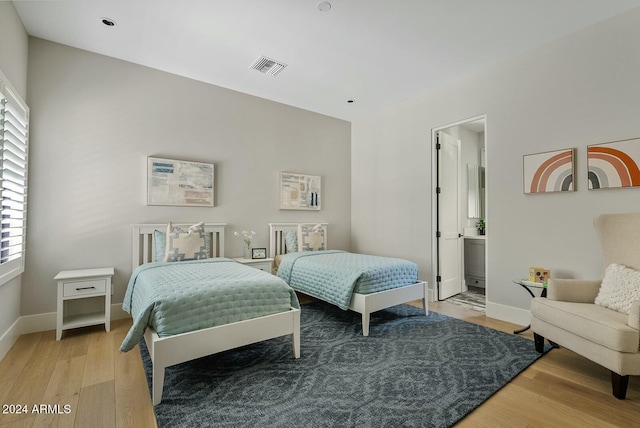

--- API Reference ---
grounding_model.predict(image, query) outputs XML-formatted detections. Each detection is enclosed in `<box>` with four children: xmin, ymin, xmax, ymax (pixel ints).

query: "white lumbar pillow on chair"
<box><xmin>594</xmin><ymin>263</ymin><xmax>640</xmax><ymax>315</ymax></box>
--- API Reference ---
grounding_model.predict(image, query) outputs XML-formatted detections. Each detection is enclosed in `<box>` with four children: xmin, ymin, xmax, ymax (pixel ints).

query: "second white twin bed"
<box><xmin>269</xmin><ymin>222</ymin><xmax>428</xmax><ymax>336</ymax></box>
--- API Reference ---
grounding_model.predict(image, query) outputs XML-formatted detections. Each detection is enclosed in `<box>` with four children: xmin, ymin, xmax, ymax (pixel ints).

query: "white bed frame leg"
<box><xmin>422</xmin><ymin>282</ymin><xmax>429</xmax><ymax>316</ymax></box>
<box><xmin>152</xmin><ymin>361</ymin><xmax>165</xmax><ymax>406</ymax></box>
<box><xmin>293</xmin><ymin>309</ymin><xmax>301</xmax><ymax>358</ymax></box>
<box><xmin>362</xmin><ymin>299</ymin><xmax>371</xmax><ymax>336</ymax></box>
<box><xmin>362</xmin><ymin>313</ymin><xmax>370</xmax><ymax>336</ymax></box>
<box><xmin>144</xmin><ymin>328</ymin><xmax>166</xmax><ymax>406</ymax></box>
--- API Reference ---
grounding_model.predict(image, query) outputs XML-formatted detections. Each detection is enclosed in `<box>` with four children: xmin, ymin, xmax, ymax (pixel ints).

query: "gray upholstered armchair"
<box><xmin>531</xmin><ymin>213</ymin><xmax>640</xmax><ymax>399</ymax></box>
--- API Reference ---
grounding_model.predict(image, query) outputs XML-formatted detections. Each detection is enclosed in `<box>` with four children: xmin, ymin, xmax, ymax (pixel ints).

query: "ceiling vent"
<box><xmin>250</xmin><ymin>56</ymin><xmax>287</xmax><ymax>76</ymax></box>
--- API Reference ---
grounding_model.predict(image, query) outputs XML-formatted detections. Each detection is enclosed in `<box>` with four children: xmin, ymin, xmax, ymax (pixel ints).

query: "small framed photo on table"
<box><xmin>252</xmin><ymin>248</ymin><xmax>267</xmax><ymax>259</ymax></box>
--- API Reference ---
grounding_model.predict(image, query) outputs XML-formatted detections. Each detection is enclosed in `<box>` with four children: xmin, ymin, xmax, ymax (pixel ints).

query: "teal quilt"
<box><xmin>277</xmin><ymin>250</ymin><xmax>418</xmax><ymax>310</ymax></box>
<box><xmin>120</xmin><ymin>258</ymin><xmax>299</xmax><ymax>352</ymax></box>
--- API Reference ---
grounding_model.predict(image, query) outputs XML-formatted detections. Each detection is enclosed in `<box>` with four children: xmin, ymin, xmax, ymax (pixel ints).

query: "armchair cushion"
<box><xmin>532</xmin><ymin>297</ymin><xmax>639</xmax><ymax>353</ymax></box>
<box><xmin>595</xmin><ymin>263</ymin><xmax>640</xmax><ymax>315</ymax></box>
<box><xmin>547</xmin><ymin>278</ymin><xmax>601</xmax><ymax>302</ymax></box>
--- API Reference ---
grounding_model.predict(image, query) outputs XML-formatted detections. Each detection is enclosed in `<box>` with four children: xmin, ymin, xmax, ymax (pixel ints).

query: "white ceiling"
<box><xmin>13</xmin><ymin>0</ymin><xmax>640</xmax><ymax>121</ymax></box>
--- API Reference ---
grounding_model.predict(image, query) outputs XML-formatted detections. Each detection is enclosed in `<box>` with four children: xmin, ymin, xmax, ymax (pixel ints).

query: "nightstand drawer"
<box><xmin>248</xmin><ymin>261</ymin><xmax>271</xmax><ymax>272</ymax></box>
<box><xmin>232</xmin><ymin>258</ymin><xmax>274</xmax><ymax>273</ymax></box>
<box><xmin>63</xmin><ymin>279</ymin><xmax>106</xmax><ymax>297</ymax></box>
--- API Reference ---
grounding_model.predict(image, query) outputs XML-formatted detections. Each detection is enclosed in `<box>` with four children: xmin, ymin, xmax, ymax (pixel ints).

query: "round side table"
<box><xmin>513</xmin><ymin>280</ymin><xmax>546</xmax><ymax>334</ymax></box>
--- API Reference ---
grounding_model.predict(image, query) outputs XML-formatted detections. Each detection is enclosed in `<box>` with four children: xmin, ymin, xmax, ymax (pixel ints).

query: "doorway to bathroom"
<box><xmin>432</xmin><ymin>115</ymin><xmax>487</xmax><ymax>308</ymax></box>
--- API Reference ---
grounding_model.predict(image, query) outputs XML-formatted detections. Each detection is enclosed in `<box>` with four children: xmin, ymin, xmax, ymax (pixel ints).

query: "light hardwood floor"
<box><xmin>0</xmin><ymin>318</ymin><xmax>156</xmax><ymax>428</ymax></box>
<box><xmin>0</xmin><ymin>298</ymin><xmax>638</xmax><ymax>427</ymax></box>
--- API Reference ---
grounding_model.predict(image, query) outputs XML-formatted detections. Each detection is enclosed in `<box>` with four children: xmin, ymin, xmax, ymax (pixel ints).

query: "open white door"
<box><xmin>437</xmin><ymin>131</ymin><xmax>463</xmax><ymax>300</ymax></box>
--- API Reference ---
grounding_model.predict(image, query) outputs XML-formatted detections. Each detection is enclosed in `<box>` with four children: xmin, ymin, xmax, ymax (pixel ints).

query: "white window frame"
<box><xmin>0</xmin><ymin>71</ymin><xmax>29</xmax><ymax>286</ymax></box>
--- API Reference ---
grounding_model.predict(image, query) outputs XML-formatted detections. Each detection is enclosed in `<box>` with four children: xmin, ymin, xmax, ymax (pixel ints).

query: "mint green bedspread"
<box><xmin>120</xmin><ymin>258</ymin><xmax>299</xmax><ymax>352</ymax></box>
<box><xmin>277</xmin><ymin>250</ymin><xmax>418</xmax><ymax>310</ymax></box>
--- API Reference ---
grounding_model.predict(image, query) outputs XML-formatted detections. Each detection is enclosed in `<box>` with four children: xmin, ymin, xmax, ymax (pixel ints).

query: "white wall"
<box><xmin>23</xmin><ymin>38</ymin><xmax>351</xmax><ymax>317</ymax></box>
<box><xmin>352</xmin><ymin>8</ymin><xmax>640</xmax><ymax>324</ymax></box>
<box><xmin>0</xmin><ymin>2</ymin><xmax>28</xmax><ymax>96</ymax></box>
<box><xmin>0</xmin><ymin>1</ymin><xmax>28</xmax><ymax>351</ymax></box>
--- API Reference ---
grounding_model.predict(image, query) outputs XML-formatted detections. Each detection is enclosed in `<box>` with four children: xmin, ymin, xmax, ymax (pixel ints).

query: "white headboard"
<box><xmin>131</xmin><ymin>223</ymin><xmax>227</xmax><ymax>270</ymax></box>
<box><xmin>268</xmin><ymin>223</ymin><xmax>328</xmax><ymax>257</ymax></box>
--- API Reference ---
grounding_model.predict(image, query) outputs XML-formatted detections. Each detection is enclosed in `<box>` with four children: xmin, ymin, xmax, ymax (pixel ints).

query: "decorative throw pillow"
<box><xmin>153</xmin><ymin>229</ymin><xmax>166</xmax><ymax>262</ymax></box>
<box><xmin>163</xmin><ymin>221</ymin><xmax>210</xmax><ymax>262</ymax></box>
<box><xmin>594</xmin><ymin>263</ymin><xmax>640</xmax><ymax>314</ymax></box>
<box><xmin>283</xmin><ymin>230</ymin><xmax>298</xmax><ymax>253</ymax></box>
<box><xmin>298</xmin><ymin>224</ymin><xmax>325</xmax><ymax>252</ymax></box>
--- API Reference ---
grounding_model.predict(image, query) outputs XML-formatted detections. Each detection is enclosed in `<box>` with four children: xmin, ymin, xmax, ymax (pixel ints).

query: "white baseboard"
<box><xmin>19</xmin><ymin>311</ymin><xmax>57</xmax><ymax>335</ymax></box>
<box><xmin>0</xmin><ymin>317</ymin><xmax>21</xmax><ymax>361</ymax></box>
<box><xmin>0</xmin><ymin>304</ymin><xmax>131</xmax><ymax>358</ymax></box>
<box><xmin>18</xmin><ymin>310</ymin><xmax>131</xmax><ymax>334</ymax></box>
<box><xmin>486</xmin><ymin>301</ymin><xmax>531</xmax><ymax>327</ymax></box>
<box><xmin>20</xmin><ymin>303</ymin><xmax>130</xmax><ymax>335</ymax></box>
<box><xmin>426</xmin><ymin>283</ymin><xmax>531</xmax><ymax>327</ymax></box>
<box><xmin>427</xmin><ymin>282</ymin><xmax>436</xmax><ymax>302</ymax></box>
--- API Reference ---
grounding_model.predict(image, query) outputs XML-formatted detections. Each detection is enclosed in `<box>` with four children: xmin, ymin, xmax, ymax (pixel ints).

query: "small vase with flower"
<box><xmin>235</xmin><ymin>230</ymin><xmax>256</xmax><ymax>259</ymax></box>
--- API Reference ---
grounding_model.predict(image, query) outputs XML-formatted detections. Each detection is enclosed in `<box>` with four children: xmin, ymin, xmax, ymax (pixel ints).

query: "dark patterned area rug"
<box><xmin>140</xmin><ymin>302</ymin><xmax>550</xmax><ymax>428</ymax></box>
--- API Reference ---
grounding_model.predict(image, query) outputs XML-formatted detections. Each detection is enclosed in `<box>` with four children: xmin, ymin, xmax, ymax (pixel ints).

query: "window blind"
<box><xmin>0</xmin><ymin>75</ymin><xmax>29</xmax><ymax>284</ymax></box>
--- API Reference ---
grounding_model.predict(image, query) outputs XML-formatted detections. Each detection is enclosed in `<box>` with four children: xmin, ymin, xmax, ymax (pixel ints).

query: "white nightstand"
<box><xmin>55</xmin><ymin>267</ymin><xmax>114</xmax><ymax>341</ymax></box>
<box><xmin>233</xmin><ymin>257</ymin><xmax>274</xmax><ymax>273</ymax></box>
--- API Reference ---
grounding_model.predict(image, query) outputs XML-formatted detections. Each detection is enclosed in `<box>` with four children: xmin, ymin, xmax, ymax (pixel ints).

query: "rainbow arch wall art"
<box><xmin>523</xmin><ymin>148</ymin><xmax>576</xmax><ymax>194</ymax></box>
<box><xmin>587</xmin><ymin>138</ymin><xmax>640</xmax><ymax>190</ymax></box>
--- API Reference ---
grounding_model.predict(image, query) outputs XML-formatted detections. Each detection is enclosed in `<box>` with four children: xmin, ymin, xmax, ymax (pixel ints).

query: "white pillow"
<box><xmin>163</xmin><ymin>221</ymin><xmax>209</xmax><ymax>262</ymax></box>
<box><xmin>594</xmin><ymin>263</ymin><xmax>640</xmax><ymax>314</ymax></box>
<box><xmin>297</xmin><ymin>224</ymin><xmax>325</xmax><ymax>251</ymax></box>
<box><xmin>154</xmin><ymin>228</ymin><xmax>212</xmax><ymax>262</ymax></box>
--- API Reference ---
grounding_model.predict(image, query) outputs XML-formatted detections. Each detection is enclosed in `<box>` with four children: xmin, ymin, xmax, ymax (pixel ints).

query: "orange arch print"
<box><xmin>588</xmin><ymin>146</ymin><xmax>640</xmax><ymax>187</ymax></box>
<box><xmin>530</xmin><ymin>150</ymin><xmax>573</xmax><ymax>193</ymax></box>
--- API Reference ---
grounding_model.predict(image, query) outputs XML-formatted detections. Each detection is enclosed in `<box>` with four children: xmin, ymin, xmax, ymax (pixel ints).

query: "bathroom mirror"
<box><xmin>467</xmin><ymin>164</ymin><xmax>485</xmax><ymax>219</ymax></box>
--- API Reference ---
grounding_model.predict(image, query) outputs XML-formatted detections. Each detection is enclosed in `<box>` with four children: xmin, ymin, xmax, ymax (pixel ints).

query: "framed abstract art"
<box><xmin>279</xmin><ymin>172</ymin><xmax>321</xmax><ymax>210</ymax></box>
<box><xmin>147</xmin><ymin>157</ymin><xmax>214</xmax><ymax>206</ymax></box>
<box><xmin>587</xmin><ymin>138</ymin><xmax>640</xmax><ymax>190</ymax></box>
<box><xmin>523</xmin><ymin>148</ymin><xmax>576</xmax><ymax>194</ymax></box>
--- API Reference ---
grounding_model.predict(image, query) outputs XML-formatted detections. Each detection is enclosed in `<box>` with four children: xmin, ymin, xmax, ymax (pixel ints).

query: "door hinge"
<box><xmin>436</xmin><ymin>187</ymin><xmax>441</xmax><ymax>194</ymax></box>
<box><xmin>436</xmin><ymin>275</ymin><xmax>442</xmax><ymax>283</ymax></box>
<box><xmin>436</xmin><ymin>231</ymin><xmax>441</xmax><ymax>238</ymax></box>
<box><xmin>436</xmin><ymin>142</ymin><xmax>441</xmax><ymax>150</ymax></box>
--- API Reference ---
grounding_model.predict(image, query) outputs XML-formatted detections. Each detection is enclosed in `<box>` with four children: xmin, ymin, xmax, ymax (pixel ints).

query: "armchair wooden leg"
<box><xmin>611</xmin><ymin>372</ymin><xmax>629</xmax><ymax>400</ymax></box>
<box><xmin>534</xmin><ymin>333</ymin><xmax>545</xmax><ymax>353</ymax></box>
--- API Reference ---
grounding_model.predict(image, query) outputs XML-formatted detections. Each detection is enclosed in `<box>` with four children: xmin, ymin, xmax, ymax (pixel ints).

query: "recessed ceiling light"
<box><xmin>101</xmin><ymin>17</ymin><xmax>116</xmax><ymax>27</ymax></box>
<box><xmin>317</xmin><ymin>1</ymin><xmax>331</xmax><ymax>12</ymax></box>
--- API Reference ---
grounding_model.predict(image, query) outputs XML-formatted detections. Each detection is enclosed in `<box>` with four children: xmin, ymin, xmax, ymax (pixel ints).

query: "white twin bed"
<box><xmin>128</xmin><ymin>223</ymin><xmax>300</xmax><ymax>405</ymax></box>
<box><xmin>269</xmin><ymin>222</ymin><xmax>428</xmax><ymax>336</ymax></box>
